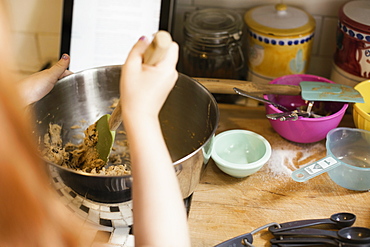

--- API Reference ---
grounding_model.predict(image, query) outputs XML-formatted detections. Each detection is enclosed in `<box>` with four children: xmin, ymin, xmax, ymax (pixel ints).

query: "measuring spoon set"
<box><xmin>214</xmin><ymin>213</ymin><xmax>370</xmax><ymax>247</ymax></box>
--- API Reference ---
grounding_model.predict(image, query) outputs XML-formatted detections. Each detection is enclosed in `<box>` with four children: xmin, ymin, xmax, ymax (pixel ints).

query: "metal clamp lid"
<box><xmin>184</xmin><ymin>8</ymin><xmax>243</xmax><ymax>45</ymax></box>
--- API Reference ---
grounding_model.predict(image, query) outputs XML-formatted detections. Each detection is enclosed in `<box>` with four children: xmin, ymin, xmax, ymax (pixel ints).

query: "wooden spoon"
<box><xmin>95</xmin><ymin>30</ymin><xmax>173</xmax><ymax>162</ymax></box>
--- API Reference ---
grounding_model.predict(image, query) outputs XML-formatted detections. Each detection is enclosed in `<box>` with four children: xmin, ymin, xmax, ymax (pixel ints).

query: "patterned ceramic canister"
<box><xmin>332</xmin><ymin>0</ymin><xmax>370</xmax><ymax>82</ymax></box>
<box><xmin>244</xmin><ymin>4</ymin><xmax>315</xmax><ymax>84</ymax></box>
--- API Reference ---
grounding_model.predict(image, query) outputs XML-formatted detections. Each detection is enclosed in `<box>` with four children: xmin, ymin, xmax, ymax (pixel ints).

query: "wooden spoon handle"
<box><xmin>193</xmin><ymin>77</ymin><xmax>302</xmax><ymax>95</ymax></box>
<box><xmin>109</xmin><ymin>99</ymin><xmax>122</xmax><ymax>131</ymax></box>
<box><xmin>143</xmin><ymin>30</ymin><xmax>173</xmax><ymax>65</ymax></box>
<box><xmin>109</xmin><ymin>31</ymin><xmax>173</xmax><ymax>131</ymax></box>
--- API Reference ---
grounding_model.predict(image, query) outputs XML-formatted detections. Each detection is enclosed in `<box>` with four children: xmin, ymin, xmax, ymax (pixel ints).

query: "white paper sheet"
<box><xmin>69</xmin><ymin>0</ymin><xmax>161</xmax><ymax>72</ymax></box>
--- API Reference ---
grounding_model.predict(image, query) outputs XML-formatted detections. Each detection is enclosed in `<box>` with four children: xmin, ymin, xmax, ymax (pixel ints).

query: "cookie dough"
<box><xmin>42</xmin><ymin>123</ymin><xmax>130</xmax><ymax>175</ymax></box>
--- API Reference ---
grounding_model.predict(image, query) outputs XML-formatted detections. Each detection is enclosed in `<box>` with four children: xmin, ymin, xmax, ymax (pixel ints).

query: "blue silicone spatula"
<box><xmin>95</xmin><ymin>30</ymin><xmax>173</xmax><ymax>162</ymax></box>
<box><xmin>299</xmin><ymin>80</ymin><xmax>364</xmax><ymax>103</ymax></box>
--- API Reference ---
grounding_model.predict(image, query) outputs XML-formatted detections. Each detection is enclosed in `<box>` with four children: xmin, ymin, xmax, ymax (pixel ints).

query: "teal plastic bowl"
<box><xmin>211</xmin><ymin>129</ymin><xmax>271</xmax><ymax>178</ymax></box>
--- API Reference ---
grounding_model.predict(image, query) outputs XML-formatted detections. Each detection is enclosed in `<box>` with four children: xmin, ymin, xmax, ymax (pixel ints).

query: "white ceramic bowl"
<box><xmin>211</xmin><ymin>129</ymin><xmax>272</xmax><ymax>178</ymax></box>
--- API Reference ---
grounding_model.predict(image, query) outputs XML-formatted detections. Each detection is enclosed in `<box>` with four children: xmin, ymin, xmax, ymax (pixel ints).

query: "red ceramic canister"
<box><xmin>331</xmin><ymin>0</ymin><xmax>370</xmax><ymax>86</ymax></box>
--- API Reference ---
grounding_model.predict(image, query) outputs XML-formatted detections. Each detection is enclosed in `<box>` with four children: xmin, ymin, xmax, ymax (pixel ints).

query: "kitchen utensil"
<box><xmin>271</xmin><ymin>243</ymin><xmax>333</xmax><ymax>247</ymax></box>
<box><xmin>292</xmin><ymin>127</ymin><xmax>370</xmax><ymax>190</ymax></box>
<box><xmin>266</xmin><ymin>110</ymin><xmax>309</xmax><ymax>121</ymax></box>
<box><xmin>269</xmin><ymin>213</ymin><xmax>356</xmax><ymax>233</ymax></box>
<box><xmin>194</xmin><ymin>77</ymin><xmax>364</xmax><ymax>103</ymax></box>
<box><xmin>266</xmin><ymin>105</ymin><xmax>323</xmax><ymax>121</ymax></box>
<box><xmin>272</xmin><ymin>227</ymin><xmax>370</xmax><ymax>244</ymax></box>
<box><xmin>271</xmin><ymin>237</ymin><xmax>370</xmax><ymax>246</ymax></box>
<box><xmin>211</xmin><ymin>129</ymin><xmax>271</xmax><ymax>178</ymax></box>
<box><xmin>265</xmin><ymin>74</ymin><xmax>348</xmax><ymax>143</ymax></box>
<box><xmin>271</xmin><ymin>244</ymin><xmax>326</xmax><ymax>247</ymax></box>
<box><xmin>33</xmin><ymin>67</ymin><xmax>219</xmax><ymax>203</ymax></box>
<box><xmin>305</xmin><ymin>101</ymin><xmax>314</xmax><ymax>115</ymax></box>
<box><xmin>234</xmin><ymin>87</ymin><xmax>318</xmax><ymax>121</ymax></box>
<box><xmin>235</xmin><ymin>85</ymin><xmax>326</xmax><ymax>119</ymax></box>
<box><xmin>353</xmin><ymin>79</ymin><xmax>370</xmax><ymax>131</ymax></box>
<box><xmin>95</xmin><ymin>30</ymin><xmax>172</xmax><ymax>162</ymax></box>
<box><xmin>233</xmin><ymin>87</ymin><xmax>289</xmax><ymax>111</ymax></box>
<box><xmin>300</xmin><ymin>81</ymin><xmax>363</xmax><ymax>103</ymax></box>
<box><xmin>214</xmin><ymin>222</ymin><xmax>279</xmax><ymax>247</ymax></box>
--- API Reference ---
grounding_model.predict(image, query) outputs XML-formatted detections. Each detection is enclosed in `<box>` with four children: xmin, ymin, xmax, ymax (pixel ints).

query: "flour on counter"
<box><xmin>266</xmin><ymin>143</ymin><xmax>326</xmax><ymax>177</ymax></box>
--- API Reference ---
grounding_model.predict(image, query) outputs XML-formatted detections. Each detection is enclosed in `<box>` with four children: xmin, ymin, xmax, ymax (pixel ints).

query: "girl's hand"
<box><xmin>19</xmin><ymin>54</ymin><xmax>72</xmax><ymax>105</ymax></box>
<box><xmin>120</xmin><ymin>36</ymin><xmax>179</xmax><ymax>120</ymax></box>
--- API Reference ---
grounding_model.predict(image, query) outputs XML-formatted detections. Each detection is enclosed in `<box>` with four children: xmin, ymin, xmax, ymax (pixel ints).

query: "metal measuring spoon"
<box><xmin>273</xmin><ymin>227</ymin><xmax>370</xmax><ymax>244</ymax></box>
<box><xmin>233</xmin><ymin>88</ymin><xmax>323</xmax><ymax>121</ymax></box>
<box><xmin>269</xmin><ymin>212</ymin><xmax>356</xmax><ymax>233</ymax></box>
<box><xmin>266</xmin><ymin>110</ymin><xmax>310</xmax><ymax>121</ymax></box>
<box><xmin>305</xmin><ymin>101</ymin><xmax>314</xmax><ymax>116</ymax></box>
<box><xmin>233</xmin><ymin>87</ymin><xmax>290</xmax><ymax>112</ymax></box>
<box><xmin>266</xmin><ymin>101</ymin><xmax>323</xmax><ymax>121</ymax></box>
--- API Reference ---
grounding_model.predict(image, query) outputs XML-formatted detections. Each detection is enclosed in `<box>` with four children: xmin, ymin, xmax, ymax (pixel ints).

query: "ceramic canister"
<box><xmin>331</xmin><ymin>0</ymin><xmax>370</xmax><ymax>87</ymax></box>
<box><xmin>244</xmin><ymin>4</ymin><xmax>315</xmax><ymax>84</ymax></box>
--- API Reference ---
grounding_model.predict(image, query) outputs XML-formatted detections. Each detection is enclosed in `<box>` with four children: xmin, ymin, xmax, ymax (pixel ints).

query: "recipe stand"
<box><xmin>59</xmin><ymin>0</ymin><xmax>176</xmax><ymax>72</ymax></box>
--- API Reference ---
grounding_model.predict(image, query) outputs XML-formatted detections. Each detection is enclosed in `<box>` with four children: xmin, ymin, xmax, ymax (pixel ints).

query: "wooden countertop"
<box><xmin>188</xmin><ymin>103</ymin><xmax>370</xmax><ymax>247</ymax></box>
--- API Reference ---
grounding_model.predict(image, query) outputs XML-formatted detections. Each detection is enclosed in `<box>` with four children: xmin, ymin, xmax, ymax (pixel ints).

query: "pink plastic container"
<box><xmin>264</xmin><ymin>74</ymin><xmax>348</xmax><ymax>143</ymax></box>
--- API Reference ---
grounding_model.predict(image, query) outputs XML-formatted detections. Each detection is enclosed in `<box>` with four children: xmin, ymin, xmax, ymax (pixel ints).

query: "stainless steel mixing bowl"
<box><xmin>32</xmin><ymin>65</ymin><xmax>219</xmax><ymax>203</ymax></box>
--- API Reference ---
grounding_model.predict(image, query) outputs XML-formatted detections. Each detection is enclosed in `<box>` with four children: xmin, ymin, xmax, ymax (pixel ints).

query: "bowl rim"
<box><xmin>37</xmin><ymin>68</ymin><xmax>220</xmax><ymax>178</ymax></box>
<box><xmin>263</xmin><ymin>74</ymin><xmax>349</xmax><ymax>121</ymax></box>
<box><xmin>211</xmin><ymin>129</ymin><xmax>272</xmax><ymax>170</ymax></box>
<box><xmin>353</xmin><ymin>103</ymin><xmax>370</xmax><ymax>120</ymax></box>
<box><xmin>354</xmin><ymin>79</ymin><xmax>370</xmax><ymax>119</ymax></box>
<box><xmin>326</xmin><ymin>127</ymin><xmax>370</xmax><ymax>171</ymax></box>
<box><xmin>354</xmin><ymin>79</ymin><xmax>370</xmax><ymax>91</ymax></box>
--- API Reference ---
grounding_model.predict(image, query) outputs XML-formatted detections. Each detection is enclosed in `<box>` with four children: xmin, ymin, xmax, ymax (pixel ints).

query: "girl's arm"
<box><xmin>120</xmin><ymin>36</ymin><xmax>191</xmax><ymax>247</ymax></box>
